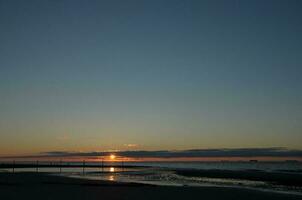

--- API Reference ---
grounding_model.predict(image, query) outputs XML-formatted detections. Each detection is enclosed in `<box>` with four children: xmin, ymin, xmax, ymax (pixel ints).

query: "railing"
<box><xmin>0</xmin><ymin>160</ymin><xmax>130</xmax><ymax>175</ymax></box>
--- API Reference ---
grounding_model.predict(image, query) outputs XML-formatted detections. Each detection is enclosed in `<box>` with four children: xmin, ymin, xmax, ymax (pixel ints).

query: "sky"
<box><xmin>0</xmin><ymin>0</ymin><xmax>301</xmax><ymax>159</ymax></box>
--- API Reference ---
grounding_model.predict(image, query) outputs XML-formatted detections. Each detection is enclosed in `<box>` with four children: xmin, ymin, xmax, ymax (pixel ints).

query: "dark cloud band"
<box><xmin>2</xmin><ymin>148</ymin><xmax>302</xmax><ymax>159</ymax></box>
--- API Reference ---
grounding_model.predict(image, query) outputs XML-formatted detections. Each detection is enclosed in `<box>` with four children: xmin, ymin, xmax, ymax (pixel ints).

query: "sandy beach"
<box><xmin>0</xmin><ymin>172</ymin><xmax>301</xmax><ymax>200</ymax></box>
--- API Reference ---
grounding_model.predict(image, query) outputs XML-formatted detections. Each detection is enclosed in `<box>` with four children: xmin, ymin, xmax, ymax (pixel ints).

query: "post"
<box><xmin>59</xmin><ymin>160</ymin><xmax>62</xmax><ymax>174</ymax></box>
<box><xmin>12</xmin><ymin>160</ymin><xmax>15</xmax><ymax>173</ymax></box>
<box><xmin>102</xmin><ymin>159</ymin><xmax>104</xmax><ymax>172</ymax></box>
<box><xmin>36</xmin><ymin>160</ymin><xmax>39</xmax><ymax>172</ymax></box>
<box><xmin>82</xmin><ymin>160</ymin><xmax>85</xmax><ymax>175</ymax></box>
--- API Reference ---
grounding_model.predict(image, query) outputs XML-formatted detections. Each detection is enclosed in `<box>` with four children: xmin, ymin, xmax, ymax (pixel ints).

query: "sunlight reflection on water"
<box><xmin>109</xmin><ymin>175</ymin><xmax>115</xmax><ymax>181</ymax></box>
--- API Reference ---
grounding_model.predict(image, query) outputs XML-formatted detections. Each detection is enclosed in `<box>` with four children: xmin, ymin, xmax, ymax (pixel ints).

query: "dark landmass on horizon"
<box><xmin>2</xmin><ymin>147</ymin><xmax>302</xmax><ymax>160</ymax></box>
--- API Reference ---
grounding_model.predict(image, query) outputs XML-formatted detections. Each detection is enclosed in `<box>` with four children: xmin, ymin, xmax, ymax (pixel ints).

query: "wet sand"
<box><xmin>0</xmin><ymin>172</ymin><xmax>302</xmax><ymax>200</ymax></box>
<box><xmin>175</xmin><ymin>169</ymin><xmax>302</xmax><ymax>187</ymax></box>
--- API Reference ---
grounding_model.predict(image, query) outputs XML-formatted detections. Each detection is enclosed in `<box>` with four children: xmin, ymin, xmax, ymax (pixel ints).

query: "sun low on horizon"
<box><xmin>110</xmin><ymin>154</ymin><xmax>116</xmax><ymax>160</ymax></box>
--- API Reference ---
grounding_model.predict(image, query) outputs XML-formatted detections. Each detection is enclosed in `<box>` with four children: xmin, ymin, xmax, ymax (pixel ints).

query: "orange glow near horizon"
<box><xmin>110</xmin><ymin>154</ymin><xmax>116</xmax><ymax>160</ymax></box>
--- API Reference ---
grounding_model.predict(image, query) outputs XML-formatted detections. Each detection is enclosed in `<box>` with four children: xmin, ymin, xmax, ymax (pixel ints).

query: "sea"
<box><xmin>1</xmin><ymin>161</ymin><xmax>302</xmax><ymax>195</ymax></box>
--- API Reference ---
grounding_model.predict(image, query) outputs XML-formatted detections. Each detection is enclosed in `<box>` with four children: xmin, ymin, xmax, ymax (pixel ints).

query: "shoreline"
<box><xmin>175</xmin><ymin>169</ymin><xmax>302</xmax><ymax>187</ymax></box>
<box><xmin>65</xmin><ymin>170</ymin><xmax>302</xmax><ymax>196</ymax></box>
<box><xmin>1</xmin><ymin>172</ymin><xmax>302</xmax><ymax>200</ymax></box>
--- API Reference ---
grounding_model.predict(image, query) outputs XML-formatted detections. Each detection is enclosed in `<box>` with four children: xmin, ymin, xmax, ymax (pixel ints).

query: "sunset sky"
<box><xmin>0</xmin><ymin>0</ymin><xmax>301</xmax><ymax>160</ymax></box>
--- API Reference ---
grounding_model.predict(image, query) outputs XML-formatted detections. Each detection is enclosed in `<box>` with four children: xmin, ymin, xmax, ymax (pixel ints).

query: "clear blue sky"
<box><xmin>0</xmin><ymin>0</ymin><xmax>301</xmax><ymax>155</ymax></box>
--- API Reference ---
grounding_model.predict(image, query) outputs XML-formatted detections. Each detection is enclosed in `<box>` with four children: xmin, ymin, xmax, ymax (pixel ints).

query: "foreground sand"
<box><xmin>0</xmin><ymin>172</ymin><xmax>301</xmax><ymax>200</ymax></box>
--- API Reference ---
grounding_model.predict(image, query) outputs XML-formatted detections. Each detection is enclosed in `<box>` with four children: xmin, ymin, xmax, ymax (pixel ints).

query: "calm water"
<box><xmin>2</xmin><ymin>160</ymin><xmax>302</xmax><ymax>172</ymax></box>
<box><xmin>1</xmin><ymin>161</ymin><xmax>302</xmax><ymax>194</ymax></box>
<box><xmin>123</xmin><ymin>161</ymin><xmax>302</xmax><ymax>171</ymax></box>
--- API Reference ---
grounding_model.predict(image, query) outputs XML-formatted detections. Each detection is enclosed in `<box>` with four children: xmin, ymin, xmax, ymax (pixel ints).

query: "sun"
<box><xmin>110</xmin><ymin>154</ymin><xmax>116</xmax><ymax>160</ymax></box>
